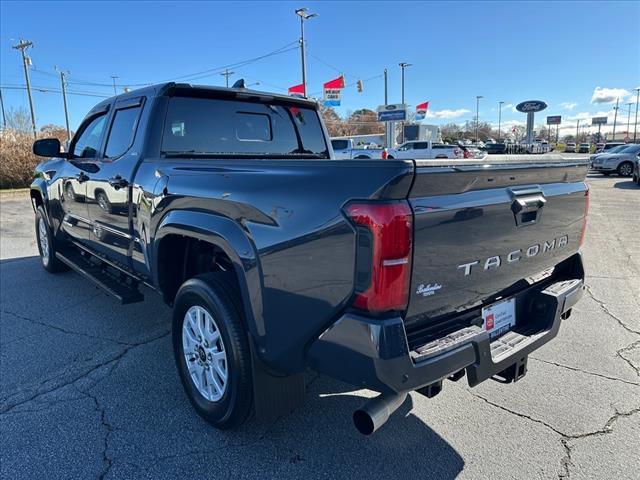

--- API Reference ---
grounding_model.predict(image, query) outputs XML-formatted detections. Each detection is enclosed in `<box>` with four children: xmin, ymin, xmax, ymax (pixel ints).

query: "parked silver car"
<box><xmin>591</xmin><ymin>144</ymin><xmax>640</xmax><ymax>176</ymax></box>
<box><xmin>632</xmin><ymin>153</ymin><xmax>640</xmax><ymax>186</ymax></box>
<box><xmin>590</xmin><ymin>144</ymin><xmax>628</xmax><ymax>164</ymax></box>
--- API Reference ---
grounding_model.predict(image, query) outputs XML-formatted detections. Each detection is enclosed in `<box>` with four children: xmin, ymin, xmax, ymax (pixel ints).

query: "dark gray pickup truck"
<box><xmin>30</xmin><ymin>82</ymin><xmax>589</xmax><ymax>434</ymax></box>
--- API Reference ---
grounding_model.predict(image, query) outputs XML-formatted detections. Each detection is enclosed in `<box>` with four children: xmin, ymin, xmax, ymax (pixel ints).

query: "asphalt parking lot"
<box><xmin>1</xmin><ymin>172</ymin><xmax>639</xmax><ymax>479</ymax></box>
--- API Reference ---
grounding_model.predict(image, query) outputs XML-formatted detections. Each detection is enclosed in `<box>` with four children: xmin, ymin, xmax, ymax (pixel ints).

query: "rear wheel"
<box><xmin>617</xmin><ymin>162</ymin><xmax>633</xmax><ymax>177</ymax></box>
<box><xmin>35</xmin><ymin>206</ymin><xmax>68</xmax><ymax>273</ymax></box>
<box><xmin>172</xmin><ymin>272</ymin><xmax>253</xmax><ymax>429</ymax></box>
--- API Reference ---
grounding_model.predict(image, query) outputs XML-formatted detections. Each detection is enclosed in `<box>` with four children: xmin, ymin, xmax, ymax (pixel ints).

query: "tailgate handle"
<box><xmin>511</xmin><ymin>195</ymin><xmax>546</xmax><ymax>226</ymax></box>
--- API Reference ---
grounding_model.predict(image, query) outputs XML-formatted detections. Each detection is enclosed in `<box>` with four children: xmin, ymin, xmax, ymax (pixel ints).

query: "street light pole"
<box><xmin>398</xmin><ymin>62</ymin><xmax>411</xmax><ymax>105</ymax></box>
<box><xmin>612</xmin><ymin>97</ymin><xmax>619</xmax><ymax>141</ymax></box>
<box><xmin>384</xmin><ymin>68</ymin><xmax>388</xmax><ymax>105</ymax></box>
<box><xmin>12</xmin><ymin>38</ymin><xmax>37</xmax><ymax>138</ymax></box>
<box><xmin>295</xmin><ymin>7</ymin><xmax>318</xmax><ymax>97</ymax></box>
<box><xmin>475</xmin><ymin>95</ymin><xmax>483</xmax><ymax>144</ymax></box>
<box><xmin>56</xmin><ymin>67</ymin><xmax>71</xmax><ymax>142</ymax></box>
<box><xmin>576</xmin><ymin>119</ymin><xmax>580</xmax><ymax>143</ymax></box>
<box><xmin>634</xmin><ymin>88</ymin><xmax>640</xmax><ymax>142</ymax></box>
<box><xmin>498</xmin><ymin>101</ymin><xmax>504</xmax><ymax>142</ymax></box>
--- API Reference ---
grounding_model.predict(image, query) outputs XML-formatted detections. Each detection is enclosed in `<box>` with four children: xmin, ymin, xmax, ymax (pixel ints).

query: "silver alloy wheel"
<box><xmin>619</xmin><ymin>163</ymin><xmax>632</xmax><ymax>176</ymax></box>
<box><xmin>38</xmin><ymin>217</ymin><xmax>50</xmax><ymax>265</ymax></box>
<box><xmin>182</xmin><ymin>305</ymin><xmax>228</xmax><ymax>402</ymax></box>
<box><xmin>98</xmin><ymin>194</ymin><xmax>108</xmax><ymax>211</ymax></box>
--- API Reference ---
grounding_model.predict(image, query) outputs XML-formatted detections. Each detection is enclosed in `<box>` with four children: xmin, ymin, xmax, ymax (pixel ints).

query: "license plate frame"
<box><xmin>482</xmin><ymin>297</ymin><xmax>516</xmax><ymax>339</ymax></box>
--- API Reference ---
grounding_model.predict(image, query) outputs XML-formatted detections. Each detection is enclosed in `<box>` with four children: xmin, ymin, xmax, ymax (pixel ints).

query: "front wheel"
<box><xmin>35</xmin><ymin>206</ymin><xmax>68</xmax><ymax>273</ymax></box>
<box><xmin>617</xmin><ymin>162</ymin><xmax>634</xmax><ymax>177</ymax></box>
<box><xmin>172</xmin><ymin>272</ymin><xmax>253</xmax><ymax>429</ymax></box>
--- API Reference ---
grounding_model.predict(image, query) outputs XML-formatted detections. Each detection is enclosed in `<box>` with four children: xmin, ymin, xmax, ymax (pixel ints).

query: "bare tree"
<box><xmin>5</xmin><ymin>107</ymin><xmax>32</xmax><ymax>133</ymax></box>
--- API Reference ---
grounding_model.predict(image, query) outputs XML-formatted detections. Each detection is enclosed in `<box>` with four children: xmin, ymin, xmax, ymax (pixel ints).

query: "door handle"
<box><xmin>108</xmin><ymin>175</ymin><xmax>129</xmax><ymax>190</ymax></box>
<box><xmin>75</xmin><ymin>172</ymin><xmax>89</xmax><ymax>183</ymax></box>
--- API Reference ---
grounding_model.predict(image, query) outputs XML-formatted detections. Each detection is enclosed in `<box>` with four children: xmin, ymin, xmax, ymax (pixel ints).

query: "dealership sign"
<box><xmin>377</xmin><ymin>104</ymin><xmax>407</xmax><ymax>122</ymax></box>
<box><xmin>516</xmin><ymin>100</ymin><xmax>548</xmax><ymax>113</ymax></box>
<box><xmin>546</xmin><ymin>115</ymin><xmax>561</xmax><ymax>125</ymax></box>
<box><xmin>323</xmin><ymin>76</ymin><xmax>344</xmax><ymax>107</ymax></box>
<box><xmin>592</xmin><ymin>116</ymin><xmax>608</xmax><ymax>125</ymax></box>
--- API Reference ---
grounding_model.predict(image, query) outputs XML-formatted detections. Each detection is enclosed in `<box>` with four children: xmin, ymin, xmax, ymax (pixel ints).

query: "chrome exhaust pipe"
<box><xmin>353</xmin><ymin>393</ymin><xmax>407</xmax><ymax>435</ymax></box>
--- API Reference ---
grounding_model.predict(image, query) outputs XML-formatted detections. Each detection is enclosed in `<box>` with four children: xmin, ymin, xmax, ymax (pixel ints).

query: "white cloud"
<box><xmin>425</xmin><ymin>108</ymin><xmax>470</xmax><ymax>119</ymax></box>
<box><xmin>559</xmin><ymin>102</ymin><xmax>578</xmax><ymax>110</ymax></box>
<box><xmin>591</xmin><ymin>87</ymin><xmax>630</xmax><ymax>104</ymax></box>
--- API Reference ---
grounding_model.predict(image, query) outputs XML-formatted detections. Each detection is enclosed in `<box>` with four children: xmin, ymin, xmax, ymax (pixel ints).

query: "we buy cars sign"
<box><xmin>323</xmin><ymin>76</ymin><xmax>344</xmax><ymax>106</ymax></box>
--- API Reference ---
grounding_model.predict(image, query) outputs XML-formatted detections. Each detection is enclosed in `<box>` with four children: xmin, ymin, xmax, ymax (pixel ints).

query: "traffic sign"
<box><xmin>377</xmin><ymin>104</ymin><xmax>407</xmax><ymax>122</ymax></box>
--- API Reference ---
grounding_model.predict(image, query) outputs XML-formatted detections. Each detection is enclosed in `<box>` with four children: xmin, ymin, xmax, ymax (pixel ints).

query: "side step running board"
<box><xmin>56</xmin><ymin>248</ymin><xmax>144</xmax><ymax>304</ymax></box>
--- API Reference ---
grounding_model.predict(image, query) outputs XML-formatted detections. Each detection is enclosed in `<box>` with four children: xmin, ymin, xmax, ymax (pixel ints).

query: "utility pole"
<box><xmin>220</xmin><ymin>69</ymin><xmax>234</xmax><ymax>88</ymax></box>
<box><xmin>498</xmin><ymin>101</ymin><xmax>504</xmax><ymax>142</ymax></box>
<box><xmin>56</xmin><ymin>67</ymin><xmax>71</xmax><ymax>142</ymax></box>
<box><xmin>475</xmin><ymin>95</ymin><xmax>483</xmax><ymax>144</ymax></box>
<box><xmin>398</xmin><ymin>62</ymin><xmax>411</xmax><ymax>105</ymax></box>
<box><xmin>295</xmin><ymin>7</ymin><xmax>318</xmax><ymax>97</ymax></box>
<box><xmin>576</xmin><ymin>119</ymin><xmax>580</xmax><ymax>142</ymax></box>
<box><xmin>110</xmin><ymin>76</ymin><xmax>118</xmax><ymax>95</ymax></box>
<box><xmin>626</xmin><ymin>102</ymin><xmax>633</xmax><ymax>139</ymax></box>
<box><xmin>0</xmin><ymin>89</ymin><xmax>6</xmax><ymax>129</ymax></box>
<box><xmin>612</xmin><ymin>97</ymin><xmax>619</xmax><ymax>141</ymax></box>
<box><xmin>384</xmin><ymin>68</ymin><xmax>388</xmax><ymax>105</ymax></box>
<box><xmin>634</xmin><ymin>88</ymin><xmax>639</xmax><ymax>142</ymax></box>
<box><xmin>12</xmin><ymin>39</ymin><xmax>37</xmax><ymax>138</ymax></box>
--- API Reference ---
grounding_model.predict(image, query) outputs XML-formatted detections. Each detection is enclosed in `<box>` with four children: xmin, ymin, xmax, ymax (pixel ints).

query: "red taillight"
<box><xmin>381</xmin><ymin>149</ymin><xmax>389</xmax><ymax>160</ymax></box>
<box><xmin>345</xmin><ymin>201</ymin><xmax>413</xmax><ymax>314</ymax></box>
<box><xmin>579</xmin><ymin>183</ymin><xmax>590</xmax><ymax>247</ymax></box>
<box><xmin>464</xmin><ymin>150</ymin><xmax>473</xmax><ymax>159</ymax></box>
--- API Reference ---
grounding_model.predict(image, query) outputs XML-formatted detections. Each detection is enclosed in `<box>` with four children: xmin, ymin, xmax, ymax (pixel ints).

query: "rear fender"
<box><xmin>153</xmin><ymin>209</ymin><xmax>264</xmax><ymax>338</ymax></box>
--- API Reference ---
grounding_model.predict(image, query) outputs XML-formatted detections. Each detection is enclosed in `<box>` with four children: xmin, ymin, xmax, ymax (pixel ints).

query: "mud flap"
<box><xmin>250</xmin><ymin>344</ymin><xmax>306</xmax><ymax>422</ymax></box>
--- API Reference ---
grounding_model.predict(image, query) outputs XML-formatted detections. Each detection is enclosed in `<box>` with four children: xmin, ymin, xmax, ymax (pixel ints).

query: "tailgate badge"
<box><xmin>416</xmin><ymin>283</ymin><xmax>442</xmax><ymax>297</ymax></box>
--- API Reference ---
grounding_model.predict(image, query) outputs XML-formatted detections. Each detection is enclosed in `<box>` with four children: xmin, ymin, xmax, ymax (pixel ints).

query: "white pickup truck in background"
<box><xmin>330</xmin><ymin>138</ymin><xmax>386</xmax><ymax>159</ymax></box>
<box><xmin>389</xmin><ymin>141</ymin><xmax>464</xmax><ymax>160</ymax></box>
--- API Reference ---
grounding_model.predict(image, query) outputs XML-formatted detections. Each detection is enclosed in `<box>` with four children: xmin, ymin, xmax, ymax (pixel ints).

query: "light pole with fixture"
<box><xmin>295</xmin><ymin>7</ymin><xmax>318</xmax><ymax>97</ymax></box>
<box><xmin>498</xmin><ymin>101</ymin><xmax>504</xmax><ymax>142</ymax></box>
<box><xmin>398</xmin><ymin>62</ymin><xmax>411</xmax><ymax>105</ymax></box>
<box><xmin>475</xmin><ymin>95</ymin><xmax>483</xmax><ymax>143</ymax></box>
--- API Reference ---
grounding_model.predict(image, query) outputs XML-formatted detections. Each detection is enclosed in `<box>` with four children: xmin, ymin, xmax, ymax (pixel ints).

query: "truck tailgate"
<box><xmin>406</xmin><ymin>158</ymin><xmax>589</xmax><ymax>335</ymax></box>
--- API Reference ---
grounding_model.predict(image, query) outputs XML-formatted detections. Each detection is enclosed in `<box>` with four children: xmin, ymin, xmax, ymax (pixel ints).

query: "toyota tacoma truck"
<box><xmin>30</xmin><ymin>82</ymin><xmax>589</xmax><ymax>435</ymax></box>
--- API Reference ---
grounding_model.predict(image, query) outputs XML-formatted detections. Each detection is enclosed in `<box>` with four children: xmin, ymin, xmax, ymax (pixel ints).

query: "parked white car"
<box><xmin>388</xmin><ymin>141</ymin><xmax>463</xmax><ymax>160</ymax></box>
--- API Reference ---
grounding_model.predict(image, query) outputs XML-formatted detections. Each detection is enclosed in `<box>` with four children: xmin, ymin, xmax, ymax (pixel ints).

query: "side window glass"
<box><xmin>415</xmin><ymin>142</ymin><xmax>428</xmax><ymax>149</ymax></box>
<box><xmin>105</xmin><ymin>106</ymin><xmax>141</xmax><ymax>158</ymax></box>
<box><xmin>73</xmin><ymin>114</ymin><xmax>107</xmax><ymax>159</ymax></box>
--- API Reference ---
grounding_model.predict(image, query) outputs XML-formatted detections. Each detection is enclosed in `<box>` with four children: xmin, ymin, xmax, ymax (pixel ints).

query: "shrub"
<box><xmin>0</xmin><ymin>130</ymin><xmax>41</xmax><ymax>189</ymax></box>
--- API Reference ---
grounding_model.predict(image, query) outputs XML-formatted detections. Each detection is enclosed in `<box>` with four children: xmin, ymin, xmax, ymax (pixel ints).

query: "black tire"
<box><xmin>96</xmin><ymin>191</ymin><xmax>113</xmax><ymax>214</ymax></box>
<box><xmin>172</xmin><ymin>272</ymin><xmax>253</xmax><ymax>429</ymax></box>
<box><xmin>617</xmin><ymin>162</ymin><xmax>634</xmax><ymax>177</ymax></box>
<box><xmin>34</xmin><ymin>205</ymin><xmax>68</xmax><ymax>273</ymax></box>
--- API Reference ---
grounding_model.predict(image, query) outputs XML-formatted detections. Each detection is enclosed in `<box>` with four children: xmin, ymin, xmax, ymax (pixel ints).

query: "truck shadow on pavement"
<box><xmin>0</xmin><ymin>255</ymin><xmax>464</xmax><ymax>479</ymax></box>
<box><xmin>613</xmin><ymin>180</ymin><xmax>640</xmax><ymax>190</ymax></box>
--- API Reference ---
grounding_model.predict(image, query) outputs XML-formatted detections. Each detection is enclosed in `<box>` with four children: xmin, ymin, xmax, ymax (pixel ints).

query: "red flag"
<box><xmin>416</xmin><ymin>101</ymin><xmax>429</xmax><ymax>111</ymax></box>
<box><xmin>323</xmin><ymin>76</ymin><xmax>345</xmax><ymax>89</ymax></box>
<box><xmin>288</xmin><ymin>83</ymin><xmax>305</xmax><ymax>95</ymax></box>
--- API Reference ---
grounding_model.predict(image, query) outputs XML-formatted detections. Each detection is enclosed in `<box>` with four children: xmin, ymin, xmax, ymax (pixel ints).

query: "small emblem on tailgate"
<box><xmin>416</xmin><ymin>283</ymin><xmax>443</xmax><ymax>297</ymax></box>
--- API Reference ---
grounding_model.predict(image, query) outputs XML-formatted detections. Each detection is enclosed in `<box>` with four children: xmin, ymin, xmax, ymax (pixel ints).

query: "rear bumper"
<box><xmin>308</xmin><ymin>254</ymin><xmax>585</xmax><ymax>395</ymax></box>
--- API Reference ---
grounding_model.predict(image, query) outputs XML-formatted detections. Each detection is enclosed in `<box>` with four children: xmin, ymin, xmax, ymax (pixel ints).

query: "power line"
<box><xmin>1</xmin><ymin>84</ymin><xmax>110</xmax><ymax>98</ymax></box>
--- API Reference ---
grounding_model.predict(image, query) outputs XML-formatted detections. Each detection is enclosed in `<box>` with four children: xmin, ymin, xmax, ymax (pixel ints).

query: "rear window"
<box><xmin>162</xmin><ymin>97</ymin><xmax>328</xmax><ymax>158</ymax></box>
<box><xmin>331</xmin><ymin>140</ymin><xmax>349</xmax><ymax>150</ymax></box>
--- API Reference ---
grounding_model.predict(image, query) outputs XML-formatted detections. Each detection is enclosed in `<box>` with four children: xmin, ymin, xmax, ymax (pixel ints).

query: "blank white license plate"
<box><xmin>482</xmin><ymin>298</ymin><xmax>516</xmax><ymax>338</ymax></box>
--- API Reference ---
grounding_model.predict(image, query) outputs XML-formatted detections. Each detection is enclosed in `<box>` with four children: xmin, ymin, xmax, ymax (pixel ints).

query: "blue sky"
<box><xmin>1</xmin><ymin>0</ymin><xmax>638</xmax><ymax>136</ymax></box>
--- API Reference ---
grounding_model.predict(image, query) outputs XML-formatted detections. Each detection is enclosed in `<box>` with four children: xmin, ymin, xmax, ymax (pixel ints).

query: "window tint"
<box><xmin>73</xmin><ymin>114</ymin><xmax>107</xmax><ymax>159</ymax></box>
<box><xmin>162</xmin><ymin>97</ymin><xmax>328</xmax><ymax>158</ymax></box>
<box><xmin>415</xmin><ymin>142</ymin><xmax>428</xmax><ymax>149</ymax></box>
<box><xmin>331</xmin><ymin>140</ymin><xmax>349</xmax><ymax>150</ymax></box>
<box><xmin>399</xmin><ymin>143</ymin><xmax>413</xmax><ymax>151</ymax></box>
<box><xmin>105</xmin><ymin>106</ymin><xmax>141</xmax><ymax>158</ymax></box>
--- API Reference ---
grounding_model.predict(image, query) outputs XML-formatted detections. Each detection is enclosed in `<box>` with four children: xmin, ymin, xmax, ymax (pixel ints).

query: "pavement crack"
<box><xmin>529</xmin><ymin>356</ymin><xmax>640</xmax><ymax>386</ymax></box>
<box><xmin>465</xmin><ymin>389</ymin><xmax>640</xmax><ymax>479</ymax></box>
<box><xmin>2</xmin><ymin>308</ymin><xmax>134</xmax><ymax>347</ymax></box>
<box><xmin>0</xmin><ymin>330</ymin><xmax>170</xmax><ymax>415</ymax></box>
<box><xmin>616</xmin><ymin>340</ymin><xmax>640</xmax><ymax>377</ymax></box>
<box><xmin>584</xmin><ymin>285</ymin><xmax>640</xmax><ymax>336</ymax></box>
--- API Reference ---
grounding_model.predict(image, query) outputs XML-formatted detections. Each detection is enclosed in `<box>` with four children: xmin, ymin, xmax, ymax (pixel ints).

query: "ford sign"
<box><xmin>516</xmin><ymin>100</ymin><xmax>547</xmax><ymax>113</ymax></box>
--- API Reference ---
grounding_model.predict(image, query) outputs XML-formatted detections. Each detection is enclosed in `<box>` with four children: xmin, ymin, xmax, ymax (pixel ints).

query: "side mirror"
<box><xmin>33</xmin><ymin>138</ymin><xmax>63</xmax><ymax>158</ymax></box>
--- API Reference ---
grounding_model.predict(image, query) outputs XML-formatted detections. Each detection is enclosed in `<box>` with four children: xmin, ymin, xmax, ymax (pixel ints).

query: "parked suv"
<box><xmin>591</xmin><ymin>144</ymin><xmax>640</xmax><ymax>176</ymax></box>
